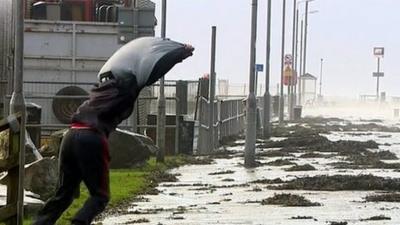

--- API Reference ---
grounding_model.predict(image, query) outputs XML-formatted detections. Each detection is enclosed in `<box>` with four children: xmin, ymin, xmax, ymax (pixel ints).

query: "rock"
<box><xmin>0</xmin><ymin>129</ymin><xmax>42</xmax><ymax>164</ymax></box>
<box><xmin>24</xmin><ymin>157</ymin><xmax>59</xmax><ymax>201</ymax></box>
<box><xmin>41</xmin><ymin>129</ymin><xmax>68</xmax><ymax>158</ymax></box>
<box><xmin>0</xmin><ymin>130</ymin><xmax>9</xmax><ymax>160</ymax></box>
<box><xmin>24</xmin><ymin>202</ymin><xmax>45</xmax><ymax>218</ymax></box>
<box><xmin>108</xmin><ymin>129</ymin><xmax>158</xmax><ymax>169</ymax></box>
<box><xmin>40</xmin><ymin>128</ymin><xmax>158</xmax><ymax>169</ymax></box>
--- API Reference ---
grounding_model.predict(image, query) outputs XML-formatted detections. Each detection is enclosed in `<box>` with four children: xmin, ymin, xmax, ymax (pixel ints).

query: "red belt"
<box><xmin>70</xmin><ymin>122</ymin><xmax>92</xmax><ymax>129</ymax></box>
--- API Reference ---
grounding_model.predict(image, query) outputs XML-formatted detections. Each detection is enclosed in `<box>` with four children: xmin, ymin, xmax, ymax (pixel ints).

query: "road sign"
<box><xmin>256</xmin><ymin>64</ymin><xmax>264</xmax><ymax>72</ymax></box>
<box><xmin>374</xmin><ymin>47</ymin><xmax>384</xmax><ymax>58</ymax></box>
<box><xmin>373</xmin><ymin>72</ymin><xmax>384</xmax><ymax>77</ymax></box>
<box><xmin>284</xmin><ymin>54</ymin><xmax>293</xmax><ymax>65</ymax></box>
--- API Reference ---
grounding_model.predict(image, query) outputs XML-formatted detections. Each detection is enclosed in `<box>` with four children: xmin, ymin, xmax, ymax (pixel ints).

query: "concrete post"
<box><xmin>156</xmin><ymin>0</ymin><xmax>167</xmax><ymax>162</ymax></box>
<box><xmin>9</xmin><ymin>0</ymin><xmax>26</xmax><ymax>223</ymax></box>
<box><xmin>279</xmin><ymin>0</ymin><xmax>286</xmax><ymax>125</ymax></box>
<box><xmin>289</xmin><ymin>0</ymin><xmax>297</xmax><ymax>120</ymax></box>
<box><xmin>244</xmin><ymin>0</ymin><xmax>258</xmax><ymax>168</ymax></box>
<box><xmin>176</xmin><ymin>80</ymin><xmax>188</xmax><ymax>114</ymax></box>
<box><xmin>319</xmin><ymin>58</ymin><xmax>323</xmax><ymax>98</ymax></box>
<box><xmin>263</xmin><ymin>0</ymin><xmax>272</xmax><ymax>139</ymax></box>
<box><xmin>294</xmin><ymin>9</ymin><xmax>299</xmax><ymax>106</ymax></box>
<box><xmin>175</xmin><ymin>96</ymin><xmax>180</xmax><ymax>155</ymax></box>
<box><xmin>131</xmin><ymin>100</ymin><xmax>138</xmax><ymax>133</ymax></box>
<box><xmin>376</xmin><ymin>57</ymin><xmax>380</xmax><ymax>101</ymax></box>
<box><xmin>303</xmin><ymin>1</ymin><xmax>309</xmax><ymax>81</ymax></box>
<box><xmin>298</xmin><ymin>19</ymin><xmax>304</xmax><ymax>105</ymax></box>
<box><xmin>208</xmin><ymin>26</ymin><xmax>217</xmax><ymax>152</ymax></box>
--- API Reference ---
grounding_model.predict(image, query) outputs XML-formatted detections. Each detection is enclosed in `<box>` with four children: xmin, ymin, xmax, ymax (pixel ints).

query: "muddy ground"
<box><xmin>101</xmin><ymin>117</ymin><xmax>400</xmax><ymax>225</ymax></box>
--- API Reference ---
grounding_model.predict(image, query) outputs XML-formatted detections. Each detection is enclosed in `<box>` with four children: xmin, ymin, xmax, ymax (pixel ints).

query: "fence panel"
<box><xmin>196</xmin><ymin>98</ymin><xmax>245</xmax><ymax>154</ymax></box>
<box><xmin>0</xmin><ymin>113</ymin><xmax>24</xmax><ymax>224</ymax></box>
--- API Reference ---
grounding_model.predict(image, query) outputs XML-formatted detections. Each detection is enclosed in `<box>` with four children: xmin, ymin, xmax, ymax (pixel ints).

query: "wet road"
<box><xmin>103</xmin><ymin>121</ymin><xmax>400</xmax><ymax>225</ymax></box>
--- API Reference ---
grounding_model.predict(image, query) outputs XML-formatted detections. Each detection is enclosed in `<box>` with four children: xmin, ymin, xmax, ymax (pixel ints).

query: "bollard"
<box><xmin>272</xmin><ymin>95</ymin><xmax>280</xmax><ymax>116</ymax></box>
<box><xmin>293</xmin><ymin>105</ymin><xmax>302</xmax><ymax>121</ymax></box>
<box><xmin>394</xmin><ymin>108</ymin><xmax>399</xmax><ymax>118</ymax></box>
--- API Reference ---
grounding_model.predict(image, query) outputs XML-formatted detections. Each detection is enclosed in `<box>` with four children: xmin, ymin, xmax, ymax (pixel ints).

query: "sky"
<box><xmin>151</xmin><ymin>0</ymin><xmax>400</xmax><ymax>98</ymax></box>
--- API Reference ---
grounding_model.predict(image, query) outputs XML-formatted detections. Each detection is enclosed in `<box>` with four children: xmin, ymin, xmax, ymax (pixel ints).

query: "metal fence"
<box><xmin>197</xmin><ymin>97</ymin><xmax>246</xmax><ymax>154</ymax></box>
<box><xmin>2</xmin><ymin>79</ymin><xmax>200</xmax><ymax>156</ymax></box>
<box><xmin>219</xmin><ymin>99</ymin><xmax>245</xmax><ymax>140</ymax></box>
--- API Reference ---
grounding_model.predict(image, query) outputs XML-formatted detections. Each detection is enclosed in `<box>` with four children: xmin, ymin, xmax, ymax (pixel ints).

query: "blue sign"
<box><xmin>256</xmin><ymin>64</ymin><xmax>264</xmax><ymax>72</ymax></box>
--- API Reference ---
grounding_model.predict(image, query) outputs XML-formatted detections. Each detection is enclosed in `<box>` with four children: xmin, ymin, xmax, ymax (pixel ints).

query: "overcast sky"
<box><xmin>152</xmin><ymin>0</ymin><xmax>400</xmax><ymax>98</ymax></box>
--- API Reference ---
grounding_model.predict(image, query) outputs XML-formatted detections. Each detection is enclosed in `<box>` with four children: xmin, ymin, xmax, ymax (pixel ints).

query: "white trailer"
<box><xmin>1</xmin><ymin>0</ymin><xmax>156</xmax><ymax>130</ymax></box>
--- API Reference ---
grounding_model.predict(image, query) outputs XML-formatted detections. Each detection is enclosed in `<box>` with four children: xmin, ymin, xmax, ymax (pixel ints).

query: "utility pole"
<box><xmin>208</xmin><ymin>26</ymin><xmax>217</xmax><ymax>152</ymax></box>
<box><xmin>156</xmin><ymin>0</ymin><xmax>167</xmax><ymax>162</ymax></box>
<box><xmin>244</xmin><ymin>0</ymin><xmax>258</xmax><ymax>168</ymax></box>
<box><xmin>298</xmin><ymin>19</ymin><xmax>304</xmax><ymax>105</ymax></box>
<box><xmin>376</xmin><ymin>57</ymin><xmax>381</xmax><ymax>101</ymax></box>
<box><xmin>319</xmin><ymin>58</ymin><xmax>323</xmax><ymax>97</ymax></box>
<box><xmin>294</xmin><ymin>9</ymin><xmax>299</xmax><ymax>106</ymax></box>
<box><xmin>279</xmin><ymin>0</ymin><xmax>286</xmax><ymax>124</ymax></box>
<box><xmin>289</xmin><ymin>0</ymin><xmax>297</xmax><ymax>120</ymax></box>
<box><xmin>10</xmin><ymin>0</ymin><xmax>26</xmax><ymax>223</ymax></box>
<box><xmin>263</xmin><ymin>0</ymin><xmax>272</xmax><ymax>139</ymax></box>
<box><xmin>303</xmin><ymin>1</ymin><xmax>309</xmax><ymax>80</ymax></box>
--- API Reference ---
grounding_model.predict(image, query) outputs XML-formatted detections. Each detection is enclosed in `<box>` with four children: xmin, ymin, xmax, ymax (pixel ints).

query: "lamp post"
<box><xmin>319</xmin><ymin>58</ymin><xmax>323</xmax><ymax>99</ymax></box>
<box><xmin>156</xmin><ymin>0</ymin><xmax>167</xmax><ymax>162</ymax></box>
<box><xmin>289</xmin><ymin>0</ymin><xmax>297</xmax><ymax>120</ymax></box>
<box><xmin>244</xmin><ymin>0</ymin><xmax>258</xmax><ymax>167</ymax></box>
<box><xmin>278</xmin><ymin>0</ymin><xmax>287</xmax><ymax>125</ymax></box>
<box><xmin>263</xmin><ymin>0</ymin><xmax>272</xmax><ymax>138</ymax></box>
<box><xmin>297</xmin><ymin>0</ymin><xmax>318</xmax><ymax>105</ymax></box>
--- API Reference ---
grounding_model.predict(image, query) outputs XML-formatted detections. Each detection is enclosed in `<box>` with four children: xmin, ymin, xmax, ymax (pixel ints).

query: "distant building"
<box><xmin>300</xmin><ymin>73</ymin><xmax>317</xmax><ymax>105</ymax></box>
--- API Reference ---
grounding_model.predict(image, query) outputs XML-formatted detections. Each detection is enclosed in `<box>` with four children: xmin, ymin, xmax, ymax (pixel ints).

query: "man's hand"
<box><xmin>182</xmin><ymin>44</ymin><xmax>195</xmax><ymax>59</ymax></box>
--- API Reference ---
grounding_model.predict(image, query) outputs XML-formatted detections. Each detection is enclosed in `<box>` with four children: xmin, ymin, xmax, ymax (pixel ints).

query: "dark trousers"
<box><xmin>33</xmin><ymin>129</ymin><xmax>110</xmax><ymax>225</ymax></box>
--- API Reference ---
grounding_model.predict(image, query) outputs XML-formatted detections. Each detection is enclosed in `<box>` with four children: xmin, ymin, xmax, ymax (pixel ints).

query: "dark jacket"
<box><xmin>71</xmin><ymin>78</ymin><xmax>140</xmax><ymax>137</ymax></box>
<box><xmin>71</xmin><ymin>42</ymin><xmax>191</xmax><ymax>137</ymax></box>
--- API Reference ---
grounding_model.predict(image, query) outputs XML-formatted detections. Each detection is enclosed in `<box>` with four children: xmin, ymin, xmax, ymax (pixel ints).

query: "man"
<box><xmin>33</xmin><ymin>37</ymin><xmax>194</xmax><ymax>225</ymax></box>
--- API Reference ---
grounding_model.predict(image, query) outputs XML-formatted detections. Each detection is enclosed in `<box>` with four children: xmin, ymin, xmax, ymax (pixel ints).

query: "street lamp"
<box><xmin>278</xmin><ymin>0</ymin><xmax>287</xmax><ymax>125</ymax></box>
<box><xmin>297</xmin><ymin>0</ymin><xmax>318</xmax><ymax>106</ymax></box>
<box><xmin>319</xmin><ymin>58</ymin><xmax>323</xmax><ymax>100</ymax></box>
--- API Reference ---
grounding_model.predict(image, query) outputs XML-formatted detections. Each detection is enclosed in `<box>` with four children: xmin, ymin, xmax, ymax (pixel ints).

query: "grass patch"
<box><xmin>21</xmin><ymin>155</ymin><xmax>196</xmax><ymax>225</ymax></box>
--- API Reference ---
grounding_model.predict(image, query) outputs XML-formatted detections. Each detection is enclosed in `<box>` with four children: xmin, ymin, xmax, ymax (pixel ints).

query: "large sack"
<box><xmin>108</xmin><ymin>128</ymin><xmax>158</xmax><ymax>169</ymax></box>
<box><xmin>98</xmin><ymin>37</ymin><xmax>193</xmax><ymax>88</ymax></box>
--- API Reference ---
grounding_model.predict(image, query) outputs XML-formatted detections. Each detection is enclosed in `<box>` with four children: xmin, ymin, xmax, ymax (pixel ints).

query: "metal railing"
<box><xmin>2</xmin><ymin>79</ymin><xmax>200</xmax><ymax>156</ymax></box>
<box><xmin>197</xmin><ymin>97</ymin><xmax>246</xmax><ymax>154</ymax></box>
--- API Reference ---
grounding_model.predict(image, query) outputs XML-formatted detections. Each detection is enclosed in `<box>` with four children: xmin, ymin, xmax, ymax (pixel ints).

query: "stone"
<box><xmin>40</xmin><ymin>129</ymin><xmax>68</xmax><ymax>158</ymax></box>
<box><xmin>38</xmin><ymin>128</ymin><xmax>158</xmax><ymax>170</ymax></box>
<box><xmin>0</xmin><ymin>129</ymin><xmax>43</xmax><ymax>164</ymax></box>
<box><xmin>108</xmin><ymin>129</ymin><xmax>158</xmax><ymax>169</ymax></box>
<box><xmin>24</xmin><ymin>157</ymin><xmax>59</xmax><ymax>201</ymax></box>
